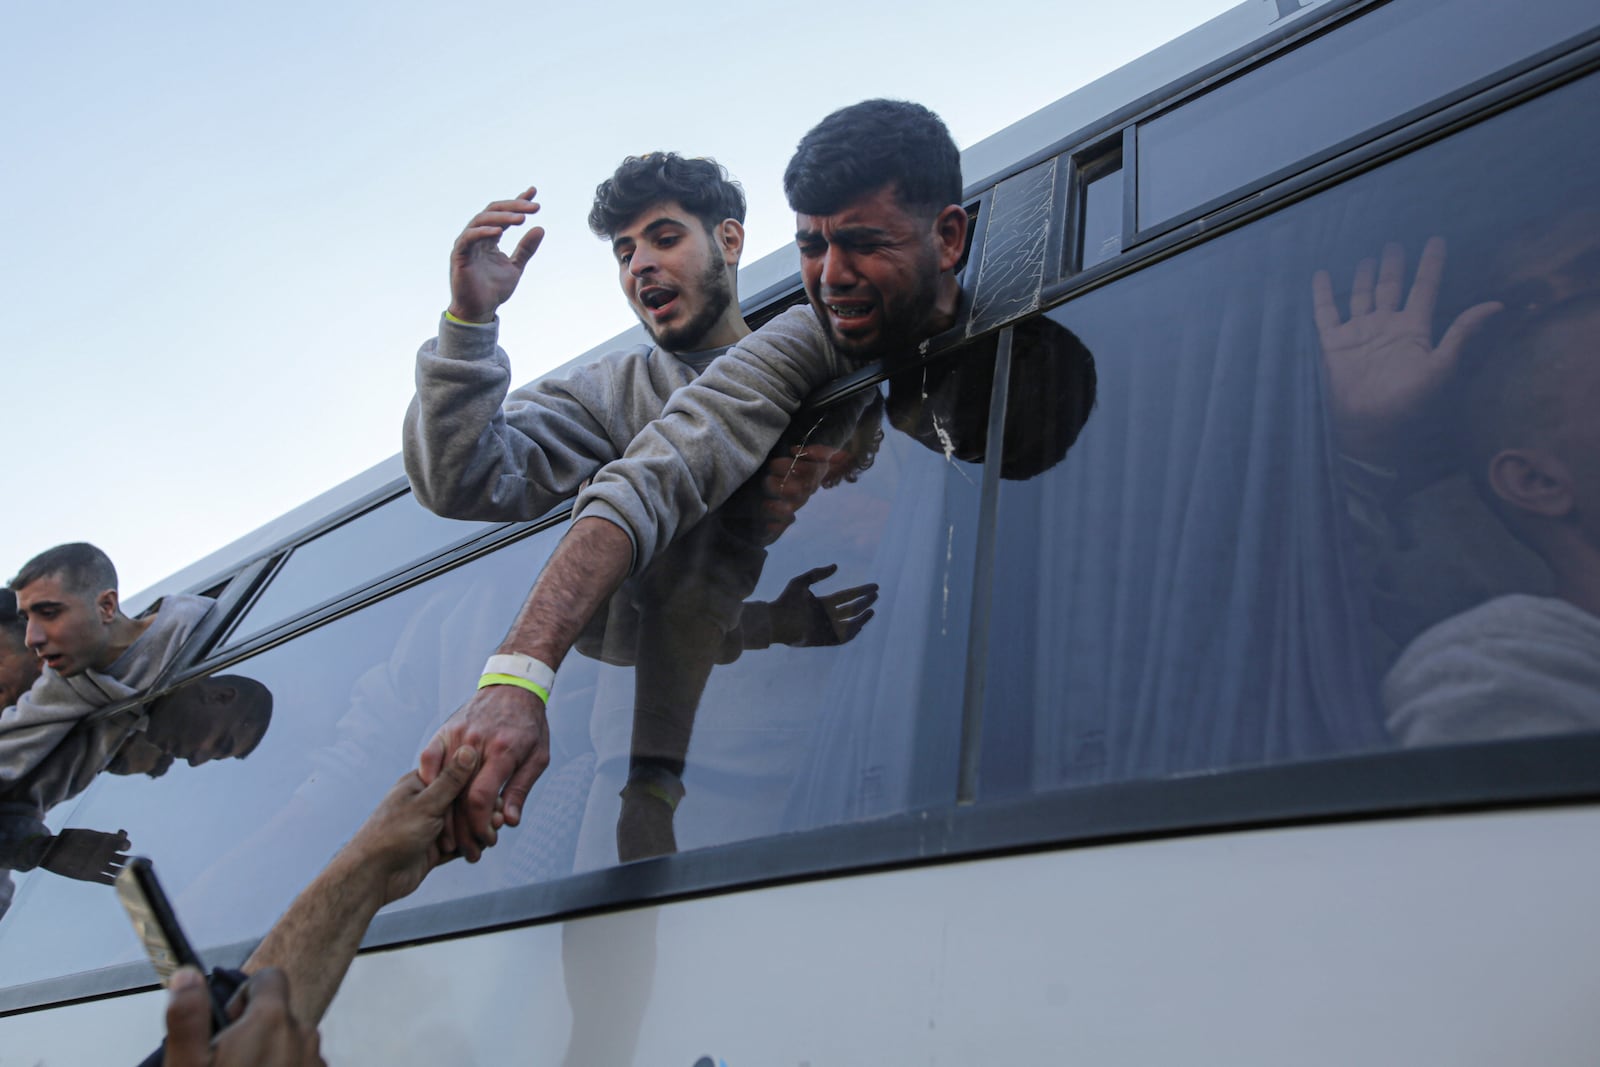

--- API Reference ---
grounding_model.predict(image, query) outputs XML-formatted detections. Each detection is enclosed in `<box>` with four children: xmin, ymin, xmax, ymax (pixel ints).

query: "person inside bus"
<box><xmin>1313</xmin><ymin>210</ymin><xmax>1600</xmax><ymax>675</ymax></box>
<box><xmin>1381</xmin><ymin>293</ymin><xmax>1600</xmax><ymax>744</ymax></box>
<box><xmin>144</xmin><ymin>745</ymin><xmax>484</xmax><ymax>1067</ymax></box>
<box><xmin>0</xmin><ymin>588</ymin><xmax>40</xmax><ymax>711</ymax></box>
<box><xmin>0</xmin><ymin>544</ymin><xmax>213</xmax><ymax>800</ymax></box>
<box><xmin>419</xmin><ymin>99</ymin><xmax>975</xmax><ymax>861</ymax></box>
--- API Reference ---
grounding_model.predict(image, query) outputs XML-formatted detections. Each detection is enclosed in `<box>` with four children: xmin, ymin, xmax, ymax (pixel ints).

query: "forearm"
<box><xmin>500</xmin><ymin>517</ymin><xmax>634</xmax><ymax>666</ymax></box>
<box><xmin>574</xmin><ymin>305</ymin><xmax>835</xmax><ymax>571</ymax></box>
<box><xmin>242</xmin><ymin>850</ymin><xmax>385</xmax><ymax>1027</ymax></box>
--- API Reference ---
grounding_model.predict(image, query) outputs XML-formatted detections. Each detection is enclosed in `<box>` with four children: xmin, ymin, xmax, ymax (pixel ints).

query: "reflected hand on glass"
<box><xmin>418</xmin><ymin>685</ymin><xmax>549</xmax><ymax>862</ymax></box>
<box><xmin>40</xmin><ymin>827</ymin><xmax>131</xmax><ymax>885</ymax></box>
<box><xmin>772</xmin><ymin>564</ymin><xmax>879</xmax><ymax>647</ymax></box>
<box><xmin>1311</xmin><ymin>236</ymin><xmax>1502</xmax><ymax>464</ymax></box>
<box><xmin>447</xmin><ymin>185</ymin><xmax>547</xmax><ymax>323</ymax></box>
<box><xmin>757</xmin><ymin>445</ymin><xmax>859</xmax><ymax>541</ymax></box>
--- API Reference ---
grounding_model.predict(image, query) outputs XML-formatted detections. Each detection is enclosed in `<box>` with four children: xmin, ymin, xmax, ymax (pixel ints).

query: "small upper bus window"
<box><xmin>222</xmin><ymin>491</ymin><xmax>499</xmax><ymax>648</ymax></box>
<box><xmin>983</xmin><ymin>68</ymin><xmax>1600</xmax><ymax>799</ymax></box>
<box><xmin>1076</xmin><ymin>148</ymin><xmax>1123</xmax><ymax>272</ymax></box>
<box><xmin>1136</xmin><ymin>0</ymin><xmax>1598</xmax><ymax>230</ymax></box>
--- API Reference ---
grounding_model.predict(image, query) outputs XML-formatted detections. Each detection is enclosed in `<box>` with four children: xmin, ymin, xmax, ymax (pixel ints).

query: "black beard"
<box><xmin>647</xmin><ymin>255</ymin><xmax>734</xmax><ymax>353</ymax></box>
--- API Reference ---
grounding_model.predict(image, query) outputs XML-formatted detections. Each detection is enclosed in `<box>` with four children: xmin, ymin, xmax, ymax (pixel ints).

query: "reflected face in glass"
<box><xmin>612</xmin><ymin>201</ymin><xmax>742</xmax><ymax>353</ymax></box>
<box><xmin>795</xmin><ymin>183</ymin><xmax>965</xmax><ymax>362</ymax></box>
<box><xmin>1499</xmin><ymin>211</ymin><xmax>1600</xmax><ymax>312</ymax></box>
<box><xmin>143</xmin><ymin>675</ymin><xmax>273</xmax><ymax>768</ymax></box>
<box><xmin>15</xmin><ymin>575</ymin><xmax>111</xmax><ymax>677</ymax></box>
<box><xmin>0</xmin><ymin>629</ymin><xmax>39</xmax><ymax>707</ymax></box>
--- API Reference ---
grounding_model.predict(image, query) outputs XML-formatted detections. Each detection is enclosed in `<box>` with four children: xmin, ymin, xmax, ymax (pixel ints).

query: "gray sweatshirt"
<box><xmin>0</xmin><ymin>594</ymin><xmax>214</xmax><ymax>808</ymax></box>
<box><xmin>1383</xmin><ymin>593</ymin><xmax>1600</xmax><ymax>745</ymax></box>
<box><xmin>403</xmin><ymin>305</ymin><xmax>840</xmax><ymax>569</ymax></box>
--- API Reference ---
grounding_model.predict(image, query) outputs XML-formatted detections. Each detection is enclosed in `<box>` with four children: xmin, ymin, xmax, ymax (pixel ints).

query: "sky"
<box><xmin>2</xmin><ymin>0</ymin><xmax>1241</xmax><ymax>598</ymax></box>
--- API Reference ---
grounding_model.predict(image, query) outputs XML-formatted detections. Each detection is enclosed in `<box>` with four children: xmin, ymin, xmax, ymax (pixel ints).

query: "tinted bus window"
<box><xmin>1077</xmin><ymin>152</ymin><xmax>1124</xmax><ymax>271</ymax></box>
<box><xmin>0</xmin><ymin>335</ymin><xmax>1001</xmax><ymax>988</ymax></box>
<box><xmin>1137</xmin><ymin>0</ymin><xmax>1598</xmax><ymax>229</ymax></box>
<box><xmin>0</xmin><ymin>527</ymin><xmax>558</xmax><ymax>988</ymax></box>
<box><xmin>221</xmin><ymin>492</ymin><xmax>499</xmax><ymax>648</ymax></box>
<box><xmin>984</xmin><ymin>71</ymin><xmax>1600</xmax><ymax>798</ymax></box>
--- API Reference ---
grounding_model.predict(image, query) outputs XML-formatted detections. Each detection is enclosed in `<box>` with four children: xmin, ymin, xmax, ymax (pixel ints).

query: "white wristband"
<box><xmin>482</xmin><ymin>653</ymin><xmax>555</xmax><ymax>693</ymax></box>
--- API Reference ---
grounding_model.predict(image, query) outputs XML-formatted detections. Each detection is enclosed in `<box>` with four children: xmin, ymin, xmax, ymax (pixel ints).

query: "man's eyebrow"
<box><xmin>796</xmin><ymin>225</ymin><xmax>892</xmax><ymax>243</ymax></box>
<box><xmin>17</xmin><ymin>599</ymin><xmax>63</xmax><ymax>615</ymax></box>
<box><xmin>639</xmin><ymin>216</ymin><xmax>691</xmax><ymax>238</ymax></box>
<box><xmin>612</xmin><ymin>215</ymin><xmax>692</xmax><ymax>253</ymax></box>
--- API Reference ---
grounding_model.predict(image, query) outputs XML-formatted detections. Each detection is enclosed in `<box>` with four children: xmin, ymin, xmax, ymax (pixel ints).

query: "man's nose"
<box><xmin>24</xmin><ymin>619</ymin><xmax>43</xmax><ymax>651</ymax></box>
<box><xmin>820</xmin><ymin>247</ymin><xmax>858</xmax><ymax>289</ymax></box>
<box><xmin>629</xmin><ymin>246</ymin><xmax>658</xmax><ymax>276</ymax></box>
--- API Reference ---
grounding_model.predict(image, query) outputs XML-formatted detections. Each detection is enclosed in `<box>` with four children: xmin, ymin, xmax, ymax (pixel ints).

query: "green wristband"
<box><xmin>478</xmin><ymin>672</ymin><xmax>549</xmax><ymax>703</ymax></box>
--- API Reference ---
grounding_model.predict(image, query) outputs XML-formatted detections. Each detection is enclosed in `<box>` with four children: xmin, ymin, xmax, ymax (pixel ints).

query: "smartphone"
<box><xmin>115</xmin><ymin>856</ymin><xmax>230</xmax><ymax>1032</ymax></box>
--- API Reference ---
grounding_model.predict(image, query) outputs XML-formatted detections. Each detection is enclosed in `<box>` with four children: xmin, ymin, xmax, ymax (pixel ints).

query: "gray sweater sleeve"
<box><xmin>403</xmin><ymin>315</ymin><xmax>632</xmax><ymax>521</ymax></box>
<box><xmin>575</xmin><ymin>305</ymin><xmax>838</xmax><ymax>571</ymax></box>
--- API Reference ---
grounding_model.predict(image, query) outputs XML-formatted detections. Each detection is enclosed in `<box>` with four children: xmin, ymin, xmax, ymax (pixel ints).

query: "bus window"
<box><xmin>0</xmin><ymin>526</ymin><xmax>560</xmax><ymax>988</ymax></box>
<box><xmin>1075</xmin><ymin>147</ymin><xmax>1124</xmax><ymax>272</ymax></box>
<box><xmin>0</xmin><ymin>331</ymin><xmax>1008</xmax><ymax>986</ymax></box>
<box><xmin>983</xmin><ymin>68</ymin><xmax>1600</xmax><ymax>799</ymax></box>
<box><xmin>221</xmin><ymin>491</ymin><xmax>500</xmax><ymax>649</ymax></box>
<box><xmin>1136</xmin><ymin>0</ymin><xmax>1598</xmax><ymax>230</ymax></box>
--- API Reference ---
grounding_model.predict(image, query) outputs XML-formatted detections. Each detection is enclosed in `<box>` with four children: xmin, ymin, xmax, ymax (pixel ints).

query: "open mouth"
<box><xmin>640</xmin><ymin>287</ymin><xmax>678</xmax><ymax>314</ymax></box>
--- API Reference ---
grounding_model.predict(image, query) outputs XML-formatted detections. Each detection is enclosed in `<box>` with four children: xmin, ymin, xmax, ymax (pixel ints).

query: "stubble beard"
<box><xmin>647</xmin><ymin>255</ymin><xmax>735</xmax><ymax>354</ymax></box>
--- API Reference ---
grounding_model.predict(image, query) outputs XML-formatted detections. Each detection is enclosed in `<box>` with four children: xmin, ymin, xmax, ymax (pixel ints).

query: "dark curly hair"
<box><xmin>783</xmin><ymin>99</ymin><xmax>962</xmax><ymax>218</ymax></box>
<box><xmin>588</xmin><ymin>153</ymin><xmax>746</xmax><ymax>240</ymax></box>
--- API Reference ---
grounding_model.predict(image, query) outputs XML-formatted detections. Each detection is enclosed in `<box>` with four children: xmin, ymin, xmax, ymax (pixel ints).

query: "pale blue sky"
<box><xmin>2</xmin><ymin>0</ymin><xmax>1239</xmax><ymax>597</ymax></box>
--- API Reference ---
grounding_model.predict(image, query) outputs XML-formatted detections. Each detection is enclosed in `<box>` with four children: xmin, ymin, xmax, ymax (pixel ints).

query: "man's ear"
<box><xmin>1488</xmin><ymin>448</ymin><xmax>1573</xmax><ymax>519</ymax></box>
<box><xmin>95</xmin><ymin>589</ymin><xmax>119</xmax><ymax>624</ymax></box>
<box><xmin>932</xmin><ymin>204</ymin><xmax>968</xmax><ymax>273</ymax></box>
<box><xmin>716</xmin><ymin>219</ymin><xmax>745</xmax><ymax>266</ymax></box>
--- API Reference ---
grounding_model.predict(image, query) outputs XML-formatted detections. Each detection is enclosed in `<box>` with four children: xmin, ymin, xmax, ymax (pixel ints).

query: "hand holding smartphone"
<box><xmin>115</xmin><ymin>856</ymin><xmax>231</xmax><ymax>1033</ymax></box>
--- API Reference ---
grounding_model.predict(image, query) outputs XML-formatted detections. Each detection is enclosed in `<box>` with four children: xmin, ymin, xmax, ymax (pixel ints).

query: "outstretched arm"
<box><xmin>420</xmin><ymin>517</ymin><xmax>632</xmax><ymax>861</ymax></box>
<box><xmin>242</xmin><ymin>746</ymin><xmax>479</xmax><ymax>1028</ymax></box>
<box><xmin>418</xmin><ymin>306</ymin><xmax>841</xmax><ymax>858</ymax></box>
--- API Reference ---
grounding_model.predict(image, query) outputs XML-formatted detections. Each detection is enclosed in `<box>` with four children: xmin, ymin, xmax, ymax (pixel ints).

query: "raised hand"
<box><xmin>1311</xmin><ymin>236</ymin><xmax>1501</xmax><ymax>464</ymax></box>
<box><xmin>39</xmin><ymin>826</ymin><xmax>131</xmax><ymax>885</ymax></box>
<box><xmin>772</xmin><ymin>563</ymin><xmax>879</xmax><ymax>647</ymax></box>
<box><xmin>447</xmin><ymin>186</ymin><xmax>547</xmax><ymax>323</ymax></box>
<box><xmin>757</xmin><ymin>445</ymin><xmax>858</xmax><ymax>542</ymax></box>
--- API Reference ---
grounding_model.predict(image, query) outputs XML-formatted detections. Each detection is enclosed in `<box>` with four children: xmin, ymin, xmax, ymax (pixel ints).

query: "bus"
<box><xmin>4</xmin><ymin>0</ymin><xmax>1599</xmax><ymax>1060</ymax></box>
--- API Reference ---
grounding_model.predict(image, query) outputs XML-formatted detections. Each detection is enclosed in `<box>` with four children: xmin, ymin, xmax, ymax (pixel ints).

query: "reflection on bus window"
<box><xmin>984</xmin><ymin>69</ymin><xmax>1600</xmax><ymax>800</ymax></box>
